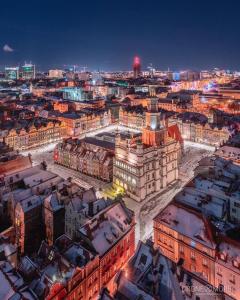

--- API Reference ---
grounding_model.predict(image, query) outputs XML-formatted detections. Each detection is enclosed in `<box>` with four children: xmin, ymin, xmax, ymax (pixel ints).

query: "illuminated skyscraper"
<box><xmin>21</xmin><ymin>63</ymin><xmax>35</xmax><ymax>80</ymax></box>
<box><xmin>133</xmin><ymin>56</ymin><xmax>141</xmax><ymax>78</ymax></box>
<box><xmin>5</xmin><ymin>67</ymin><xmax>19</xmax><ymax>80</ymax></box>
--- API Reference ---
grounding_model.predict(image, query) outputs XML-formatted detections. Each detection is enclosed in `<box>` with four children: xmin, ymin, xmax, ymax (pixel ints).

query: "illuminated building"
<box><xmin>48</xmin><ymin>69</ymin><xmax>64</xmax><ymax>78</ymax></box>
<box><xmin>57</xmin><ymin>109</ymin><xmax>111</xmax><ymax>137</ymax></box>
<box><xmin>53</xmin><ymin>101</ymin><xmax>69</xmax><ymax>113</ymax></box>
<box><xmin>78</xmin><ymin>201</ymin><xmax>135</xmax><ymax>289</ymax></box>
<box><xmin>154</xmin><ymin>202</ymin><xmax>217</xmax><ymax>287</ymax></box>
<box><xmin>119</xmin><ymin>105</ymin><xmax>146</xmax><ymax>129</ymax></box>
<box><xmin>113</xmin><ymin>98</ymin><xmax>181</xmax><ymax>202</ymax></box>
<box><xmin>18</xmin><ymin>235</ymin><xmax>100</xmax><ymax>300</ymax></box>
<box><xmin>6</xmin><ymin>165</ymin><xmax>63</xmax><ymax>254</ymax></box>
<box><xmin>21</xmin><ymin>63</ymin><xmax>35</xmax><ymax>80</ymax></box>
<box><xmin>2</xmin><ymin>120</ymin><xmax>66</xmax><ymax>150</ymax></box>
<box><xmin>175</xmin><ymin>118</ymin><xmax>230</xmax><ymax>147</ymax></box>
<box><xmin>54</xmin><ymin>137</ymin><xmax>114</xmax><ymax>182</ymax></box>
<box><xmin>5</xmin><ymin>67</ymin><xmax>19</xmax><ymax>80</ymax></box>
<box><xmin>154</xmin><ymin>156</ymin><xmax>240</xmax><ymax>299</ymax></box>
<box><xmin>133</xmin><ymin>56</ymin><xmax>141</xmax><ymax>78</ymax></box>
<box><xmin>62</xmin><ymin>87</ymin><xmax>92</xmax><ymax>101</ymax></box>
<box><xmin>215</xmin><ymin>145</ymin><xmax>240</xmax><ymax>165</ymax></box>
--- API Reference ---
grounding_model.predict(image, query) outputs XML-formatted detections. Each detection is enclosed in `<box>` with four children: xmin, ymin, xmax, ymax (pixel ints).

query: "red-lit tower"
<box><xmin>133</xmin><ymin>56</ymin><xmax>141</xmax><ymax>78</ymax></box>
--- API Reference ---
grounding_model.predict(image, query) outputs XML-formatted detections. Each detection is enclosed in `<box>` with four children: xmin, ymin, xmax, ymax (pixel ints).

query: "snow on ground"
<box><xmin>20</xmin><ymin>135</ymin><xmax>214</xmax><ymax>244</ymax></box>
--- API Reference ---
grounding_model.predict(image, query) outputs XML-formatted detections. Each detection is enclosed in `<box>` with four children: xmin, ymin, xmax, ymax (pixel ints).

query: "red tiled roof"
<box><xmin>168</xmin><ymin>124</ymin><xmax>183</xmax><ymax>144</ymax></box>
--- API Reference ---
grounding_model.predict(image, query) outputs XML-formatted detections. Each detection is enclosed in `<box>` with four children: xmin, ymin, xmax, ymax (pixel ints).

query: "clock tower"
<box><xmin>142</xmin><ymin>97</ymin><xmax>168</xmax><ymax>146</ymax></box>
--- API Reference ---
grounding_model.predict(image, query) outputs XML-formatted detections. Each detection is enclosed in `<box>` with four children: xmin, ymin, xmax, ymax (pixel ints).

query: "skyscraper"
<box><xmin>21</xmin><ymin>63</ymin><xmax>35</xmax><ymax>80</ymax></box>
<box><xmin>5</xmin><ymin>67</ymin><xmax>19</xmax><ymax>80</ymax></box>
<box><xmin>133</xmin><ymin>56</ymin><xmax>141</xmax><ymax>78</ymax></box>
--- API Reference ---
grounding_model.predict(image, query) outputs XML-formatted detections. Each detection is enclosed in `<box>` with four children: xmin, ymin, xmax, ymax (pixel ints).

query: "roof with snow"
<box><xmin>154</xmin><ymin>202</ymin><xmax>216</xmax><ymax>249</ymax></box>
<box><xmin>79</xmin><ymin>201</ymin><xmax>134</xmax><ymax>256</ymax></box>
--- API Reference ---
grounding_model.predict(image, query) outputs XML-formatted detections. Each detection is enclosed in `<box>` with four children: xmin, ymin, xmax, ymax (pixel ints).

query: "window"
<box><xmin>202</xmin><ymin>271</ymin><xmax>208</xmax><ymax>280</ymax></box>
<box><xmin>179</xmin><ymin>235</ymin><xmax>184</xmax><ymax>241</ymax></box>
<box><xmin>203</xmin><ymin>258</ymin><xmax>208</xmax><ymax>266</ymax></box>
<box><xmin>179</xmin><ymin>245</ymin><xmax>184</xmax><ymax>254</ymax></box>
<box><xmin>216</xmin><ymin>266</ymin><xmax>222</xmax><ymax>276</ymax></box>
<box><xmin>191</xmin><ymin>265</ymin><xmax>196</xmax><ymax>272</ymax></box>
<box><xmin>48</xmin><ymin>250</ymin><xmax>54</xmax><ymax>261</ymax></box>
<box><xmin>230</xmin><ymin>274</ymin><xmax>236</xmax><ymax>284</ymax></box>
<box><xmin>202</xmin><ymin>247</ymin><xmax>209</xmax><ymax>255</ymax></box>
<box><xmin>190</xmin><ymin>251</ymin><xmax>196</xmax><ymax>260</ymax></box>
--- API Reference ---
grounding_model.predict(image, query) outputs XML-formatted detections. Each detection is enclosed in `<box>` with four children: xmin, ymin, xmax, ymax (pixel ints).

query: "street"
<box><xmin>122</xmin><ymin>142</ymin><xmax>214</xmax><ymax>243</ymax></box>
<box><xmin>21</xmin><ymin>138</ymin><xmax>214</xmax><ymax>244</ymax></box>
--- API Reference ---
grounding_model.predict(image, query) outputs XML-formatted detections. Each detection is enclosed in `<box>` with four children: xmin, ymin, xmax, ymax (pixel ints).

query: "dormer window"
<box><xmin>232</xmin><ymin>260</ymin><xmax>239</xmax><ymax>268</ymax></box>
<box><xmin>48</xmin><ymin>250</ymin><xmax>54</xmax><ymax>261</ymax></box>
<box><xmin>219</xmin><ymin>253</ymin><xmax>226</xmax><ymax>261</ymax></box>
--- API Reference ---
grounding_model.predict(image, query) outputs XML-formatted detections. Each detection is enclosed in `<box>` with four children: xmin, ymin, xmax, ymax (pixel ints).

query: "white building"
<box><xmin>113</xmin><ymin>98</ymin><xmax>181</xmax><ymax>202</ymax></box>
<box><xmin>48</xmin><ymin>69</ymin><xmax>64</xmax><ymax>78</ymax></box>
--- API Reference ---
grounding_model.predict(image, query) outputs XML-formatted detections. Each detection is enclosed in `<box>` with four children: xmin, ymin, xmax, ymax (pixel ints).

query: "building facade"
<box><xmin>54</xmin><ymin>137</ymin><xmax>114</xmax><ymax>182</ymax></box>
<box><xmin>2</xmin><ymin>120</ymin><xmax>66</xmax><ymax>150</ymax></box>
<box><xmin>175</xmin><ymin>119</ymin><xmax>230</xmax><ymax>147</ymax></box>
<box><xmin>78</xmin><ymin>201</ymin><xmax>135</xmax><ymax>290</ymax></box>
<box><xmin>57</xmin><ymin>109</ymin><xmax>111</xmax><ymax>137</ymax></box>
<box><xmin>114</xmin><ymin>98</ymin><xmax>181</xmax><ymax>201</ymax></box>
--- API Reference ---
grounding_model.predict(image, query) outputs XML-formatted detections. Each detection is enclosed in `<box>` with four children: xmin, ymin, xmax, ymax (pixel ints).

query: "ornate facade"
<box><xmin>3</xmin><ymin>120</ymin><xmax>66</xmax><ymax>150</ymax></box>
<box><xmin>54</xmin><ymin>137</ymin><xmax>114</xmax><ymax>182</ymax></box>
<box><xmin>57</xmin><ymin>109</ymin><xmax>111</xmax><ymax>137</ymax></box>
<box><xmin>113</xmin><ymin>98</ymin><xmax>181</xmax><ymax>202</ymax></box>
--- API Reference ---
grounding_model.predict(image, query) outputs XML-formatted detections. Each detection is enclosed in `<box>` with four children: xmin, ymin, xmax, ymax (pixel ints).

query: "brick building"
<box><xmin>54</xmin><ymin>137</ymin><xmax>114</xmax><ymax>182</ymax></box>
<box><xmin>78</xmin><ymin>201</ymin><xmax>135</xmax><ymax>289</ymax></box>
<box><xmin>57</xmin><ymin>109</ymin><xmax>111</xmax><ymax>137</ymax></box>
<box><xmin>154</xmin><ymin>157</ymin><xmax>240</xmax><ymax>299</ymax></box>
<box><xmin>2</xmin><ymin>119</ymin><xmax>66</xmax><ymax>150</ymax></box>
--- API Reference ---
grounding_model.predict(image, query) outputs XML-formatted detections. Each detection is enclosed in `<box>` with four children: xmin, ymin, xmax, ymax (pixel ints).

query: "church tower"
<box><xmin>142</xmin><ymin>97</ymin><xmax>168</xmax><ymax>146</ymax></box>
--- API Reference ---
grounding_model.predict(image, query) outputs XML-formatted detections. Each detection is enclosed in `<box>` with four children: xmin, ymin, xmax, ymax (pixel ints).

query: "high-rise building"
<box><xmin>21</xmin><ymin>63</ymin><xmax>35</xmax><ymax>80</ymax></box>
<box><xmin>5</xmin><ymin>67</ymin><xmax>19</xmax><ymax>80</ymax></box>
<box><xmin>133</xmin><ymin>56</ymin><xmax>141</xmax><ymax>78</ymax></box>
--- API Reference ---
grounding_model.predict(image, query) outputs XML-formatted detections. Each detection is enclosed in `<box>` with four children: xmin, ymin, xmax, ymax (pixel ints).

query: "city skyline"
<box><xmin>1</xmin><ymin>0</ymin><xmax>240</xmax><ymax>70</ymax></box>
<box><xmin>1</xmin><ymin>2</ymin><xmax>240</xmax><ymax>300</ymax></box>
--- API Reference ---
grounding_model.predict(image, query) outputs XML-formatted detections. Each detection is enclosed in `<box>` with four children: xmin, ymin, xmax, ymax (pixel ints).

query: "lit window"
<box><xmin>190</xmin><ymin>251</ymin><xmax>196</xmax><ymax>260</ymax></box>
<box><xmin>203</xmin><ymin>258</ymin><xmax>207</xmax><ymax>266</ymax></box>
<box><xmin>48</xmin><ymin>250</ymin><xmax>54</xmax><ymax>261</ymax></box>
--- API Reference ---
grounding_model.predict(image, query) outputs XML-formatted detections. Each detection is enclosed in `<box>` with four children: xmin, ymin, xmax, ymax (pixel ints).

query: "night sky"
<box><xmin>1</xmin><ymin>0</ymin><xmax>240</xmax><ymax>71</ymax></box>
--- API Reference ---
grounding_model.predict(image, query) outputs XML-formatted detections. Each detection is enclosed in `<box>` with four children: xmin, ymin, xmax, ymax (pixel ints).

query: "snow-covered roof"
<box><xmin>218</xmin><ymin>240</ymin><xmax>240</xmax><ymax>272</ymax></box>
<box><xmin>155</xmin><ymin>203</ymin><xmax>216</xmax><ymax>249</ymax></box>
<box><xmin>18</xmin><ymin>195</ymin><xmax>42</xmax><ymax>213</ymax></box>
<box><xmin>23</xmin><ymin>170</ymin><xmax>57</xmax><ymax>188</ymax></box>
<box><xmin>63</xmin><ymin>243</ymin><xmax>93</xmax><ymax>268</ymax></box>
<box><xmin>44</xmin><ymin>193</ymin><xmax>63</xmax><ymax>212</ymax></box>
<box><xmin>175</xmin><ymin>186</ymin><xmax>227</xmax><ymax>219</ymax></box>
<box><xmin>115</xmin><ymin>271</ymin><xmax>153</xmax><ymax>300</ymax></box>
<box><xmin>79</xmin><ymin>202</ymin><xmax>133</xmax><ymax>256</ymax></box>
